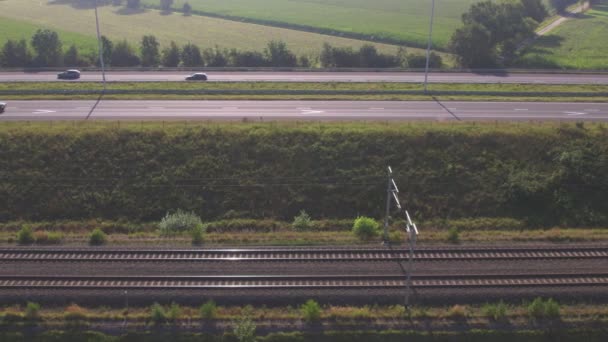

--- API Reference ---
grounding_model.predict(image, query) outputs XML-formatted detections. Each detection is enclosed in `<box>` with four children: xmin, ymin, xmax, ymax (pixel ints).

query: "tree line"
<box><xmin>0</xmin><ymin>29</ymin><xmax>442</xmax><ymax>69</ymax></box>
<box><xmin>449</xmin><ymin>0</ymin><xmax>578</xmax><ymax>68</ymax></box>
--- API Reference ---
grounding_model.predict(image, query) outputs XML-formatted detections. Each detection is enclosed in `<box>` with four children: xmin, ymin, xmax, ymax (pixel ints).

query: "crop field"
<box><xmin>517</xmin><ymin>0</ymin><xmax>608</xmax><ymax>70</ymax></box>
<box><xmin>0</xmin><ymin>0</ymin><xmax>415</xmax><ymax>57</ymax></box>
<box><xmin>142</xmin><ymin>0</ymin><xmax>478</xmax><ymax>49</ymax></box>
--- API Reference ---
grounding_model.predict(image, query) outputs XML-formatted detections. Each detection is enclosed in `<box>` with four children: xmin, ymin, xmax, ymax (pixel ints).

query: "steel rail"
<box><xmin>1</xmin><ymin>273</ymin><xmax>607</xmax><ymax>290</ymax></box>
<box><xmin>0</xmin><ymin>247</ymin><xmax>607</xmax><ymax>262</ymax></box>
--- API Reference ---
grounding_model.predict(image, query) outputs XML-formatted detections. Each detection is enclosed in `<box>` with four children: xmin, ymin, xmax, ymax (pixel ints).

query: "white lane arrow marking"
<box><xmin>564</xmin><ymin>111</ymin><xmax>587</xmax><ymax>116</ymax></box>
<box><xmin>33</xmin><ymin>109</ymin><xmax>56</xmax><ymax>114</ymax></box>
<box><xmin>301</xmin><ymin>110</ymin><xmax>324</xmax><ymax>115</ymax></box>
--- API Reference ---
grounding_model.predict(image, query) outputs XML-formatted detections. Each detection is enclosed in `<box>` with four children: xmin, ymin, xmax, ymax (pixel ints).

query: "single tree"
<box><xmin>182</xmin><ymin>2</ymin><xmax>192</xmax><ymax>16</ymax></box>
<box><xmin>140</xmin><ymin>35</ymin><xmax>160</xmax><ymax>67</ymax></box>
<box><xmin>111</xmin><ymin>40</ymin><xmax>141</xmax><ymax>66</ymax></box>
<box><xmin>264</xmin><ymin>40</ymin><xmax>297</xmax><ymax>67</ymax></box>
<box><xmin>126</xmin><ymin>0</ymin><xmax>140</xmax><ymax>9</ymax></box>
<box><xmin>100</xmin><ymin>35</ymin><xmax>113</xmax><ymax>65</ymax></box>
<box><xmin>31</xmin><ymin>29</ymin><xmax>63</xmax><ymax>67</ymax></box>
<box><xmin>160</xmin><ymin>0</ymin><xmax>174</xmax><ymax>12</ymax></box>
<box><xmin>521</xmin><ymin>0</ymin><xmax>549</xmax><ymax>22</ymax></box>
<box><xmin>181</xmin><ymin>42</ymin><xmax>203</xmax><ymax>66</ymax></box>
<box><xmin>161</xmin><ymin>41</ymin><xmax>181</xmax><ymax>67</ymax></box>
<box><xmin>63</xmin><ymin>45</ymin><xmax>81</xmax><ymax>67</ymax></box>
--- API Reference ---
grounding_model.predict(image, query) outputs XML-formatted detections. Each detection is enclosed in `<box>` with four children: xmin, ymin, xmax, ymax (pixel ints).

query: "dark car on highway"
<box><xmin>57</xmin><ymin>69</ymin><xmax>81</xmax><ymax>80</ymax></box>
<box><xmin>185</xmin><ymin>73</ymin><xmax>208</xmax><ymax>81</ymax></box>
<box><xmin>0</xmin><ymin>102</ymin><xmax>6</xmax><ymax>114</ymax></box>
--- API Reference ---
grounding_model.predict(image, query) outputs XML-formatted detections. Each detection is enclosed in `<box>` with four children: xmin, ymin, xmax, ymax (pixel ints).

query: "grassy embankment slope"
<box><xmin>0</xmin><ymin>0</ymin><xmax>424</xmax><ymax>57</ymax></box>
<box><xmin>517</xmin><ymin>0</ymin><xmax>608</xmax><ymax>70</ymax></box>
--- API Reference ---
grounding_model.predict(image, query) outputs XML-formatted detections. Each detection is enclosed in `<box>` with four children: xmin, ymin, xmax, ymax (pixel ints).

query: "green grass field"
<box><xmin>0</xmin><ymin>0</ymin><xmax>423</xmax><ymax>57</ymax></box>
<box><xmin>0</xmin><ymin>17</ymin><xmax>98</xmax><ymax>56</ymax></box>
<box><xmin>142</xmin><ymin>0</ymin><xmax>477</xmax><ymax>49</ymax></box>
<box><xmin>516</xmin><ymin>0</ymin><xmax>608</xmax><ymax>70</ymax></box>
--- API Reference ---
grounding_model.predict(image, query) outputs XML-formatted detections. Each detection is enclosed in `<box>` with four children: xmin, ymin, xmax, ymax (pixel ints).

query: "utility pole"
<box><xmin>383</xmin><ymin>166</ymin><xmax>393</xmax><ymax>244</ymax></box>
<box><xmin>382</xmin><ymin>166</ymin><xmax>420</xmax><ymax>309</ymax></box>
<box><xmin>423</xmin><ymin>0</ymin><xmax>436</xmax><ymax>93</ymax></box>
<box><xmin>94</xmin><ymin>0</ymin><xmax>107</xmax><ymax>90</ymax></box>
<box><xmin>404</xmin><ymin>211</ymin><xmax>419</xmax><ymax>309</ymax></box>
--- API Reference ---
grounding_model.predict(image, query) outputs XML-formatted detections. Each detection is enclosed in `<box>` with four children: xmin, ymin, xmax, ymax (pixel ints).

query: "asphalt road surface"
<box><xmin>1</xmin><ymin>100</ymin><xmax>606</xmax><ymax>121</ymax></box>
<box><xmin>1</xmin><ymin>71</ymin><xmax>608</xmax><ymax>84</ymax></box>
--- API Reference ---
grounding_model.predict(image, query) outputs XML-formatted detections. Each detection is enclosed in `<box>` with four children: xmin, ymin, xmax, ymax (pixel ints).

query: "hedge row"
<box><xmin>0</xmin><ymin>123</ymin><xmax>607</xmax><ymax>226</ymax></box>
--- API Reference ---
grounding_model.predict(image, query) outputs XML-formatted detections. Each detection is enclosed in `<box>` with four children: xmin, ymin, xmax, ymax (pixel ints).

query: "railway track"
<box><xmin>1</xmin><ymin>247</ymin><xmax>607</xmax><ymax>262</ymax></box>
<box><xmin>1</xmin><ymin>273</ymin><xmax>607</xmax><ymax>290</ymax></box>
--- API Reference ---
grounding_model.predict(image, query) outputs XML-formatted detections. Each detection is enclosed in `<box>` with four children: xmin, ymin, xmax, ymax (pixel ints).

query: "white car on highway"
<box><xmin>0</xmin><ymin>102</ymin><xmax>6</xmax><ymax>114</ymax></box>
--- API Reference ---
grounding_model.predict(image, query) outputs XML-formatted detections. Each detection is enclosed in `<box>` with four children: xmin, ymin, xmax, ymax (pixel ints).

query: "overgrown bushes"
<box><xmin>1</xmin><ymin>123</ymin><xmax>607</xmax><ymax>226</ymax></box>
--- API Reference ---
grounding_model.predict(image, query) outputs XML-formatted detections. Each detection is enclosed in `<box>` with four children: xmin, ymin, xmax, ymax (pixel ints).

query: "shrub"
<box><xmin>191</xmin><ymin>224</ymin><xmax>206</xmax><ymax>245</ymax></box>
<box><xmin>158</xmin><ymin>210</ymin><xmax>203</xmax><ymax>237</ymax></box>
<box><xmin>150</xmin><ymin>303</ymin><xmax>166</xmax><ymax>326</ymax></box>
<box><xmin>482</xmin><ymin>301</ymin><xmax>507</xmax><ymax>321</ymax></box>
<box><xmin>389</xmin><ymin>230</ymin><xmax>403</xmax><ymax>244</ymax></box>
<box><xmin>17</xmin><ymin>225</ymin><xmax>35</xmax><ymax>245</ymax></box>
<box><xmin>352</xmin><ymin>216</ymin><xmax>380</xmax><ymax>240</ymax></box>
<box><xmin>301</xmin><ymin>299</ymin><xmax>321</xmax><ymax>322</ymax></box>
<box><xmin>527</xmin><ymin>297</ymin><xmax>559</xmax><ymax>319</ymax></box>
<box><xmin>447</xmin><ymin>227</ymin><xmax>460</xmax><ymax>244</ymax></box>
<box><xmin>167</xmin><ymin>302</ymin><xmax>181</xmax><ymax>324</ymax></box>
<box><xmin>233</xmin><ymin>309</ymin><xmax>256</xmax><ymax>342</ymax></box>
<box><xmin>200</xmin><ymin>300</ymin><xmax>217</xmax><ymax>320</ymax></box>
<box><xmin>292</xmin><ymin>210</ymin><xmax>313</xmax><ymax>231</ymax></box>
<box><xmin>89</xmin><ymin>228</ymin><xmax>107</xmax><ymax>246</ymax></box>
<box><xmin>24</xmin><ymin>302</ymin><xmax>41</xmax><ymax>321</ymax></box>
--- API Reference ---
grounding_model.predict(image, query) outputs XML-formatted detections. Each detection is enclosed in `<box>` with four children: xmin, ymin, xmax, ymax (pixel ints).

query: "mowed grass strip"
<box><xmin>0</xmin><ymin>0</ymin><xmax>417</xmax><ymax>56</ymax></box>
<box><xmin>517</xmin><ymin>0</ymin><xmax>608</xmax><ymax>70</ymax></box>
<box><xmin>1</xmin><ymin>82</ymin><xmax>607</xmax><ymax>101</ymax></box>
<box><xmin>0</xmin><ymin>82</ymin><xmax>608</xmax><ymax>102</ymax></box>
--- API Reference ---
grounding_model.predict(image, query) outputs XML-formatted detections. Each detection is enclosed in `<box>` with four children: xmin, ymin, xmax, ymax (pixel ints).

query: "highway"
<box><xmin>1</xmin><ymin>71</ymin><xmax>608</xmax><ymax>84</ymax></box>
<box><xmin>0</xmin><ymin>100</ymin><xmax>606</xmax><ymax>121</ymax></box>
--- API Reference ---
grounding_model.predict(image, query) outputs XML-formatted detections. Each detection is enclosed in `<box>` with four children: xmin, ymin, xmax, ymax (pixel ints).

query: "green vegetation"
<box><xmin>292</xmin><ymin>211</ymin><xmax>313</xmax><ymax>231</ymax></box>
<box><xmin>527</xmin><ymin>297</ymin><xmax>561</xmax><ymax>319</ymax></box>
<box><xmin>24</xmin><ymin>302</ymin><xmax>41</xmax><ymax>322</ymax></box>
<box><xmin>142</xmin><ymin>0</ymin><xmax>473</xmax><ymax>49</ymax></box>
<box><xmin>1</xmin><ymin>122</ymin><xmax>608</xmax><ymax>227</ymax></box>
<box><xmin>1</xmin><ymin>82</ymin><xmax>605</xmax><ymax>102</ymax></box>
<box><xmin>516</xmin><ymin>0</ymin><xmax>608</xmax><ymax>70</ymax></box>
<box><xmin>89</xmin><ymin>228</ymin><xmax>107</xmax><ymax>246</ymax></box>
<box><xmin>0</xmin><ymin>0</ymin><xmax>408</xmax><ymax>57</ymax></box>
<box><xmin>352</xmin><ymin>217</ymin><xmax>380</xmax><ymax>240</ymax></box>
<box><xmin>158</xmin><ymin>210</ymin><xmax>203</xmax><ymax>237</ymax></box>
<box><xmin>16</xmin><ymin>226</ymin><xmax>34</xmax><ymax>245</ymax></box>
<box><xmin>447</xmin><ymin>227</ymin><xmax>460</xmax><ymax>244</ymax></box>
<box><xmin>301</xmin><ymin>300</ymin><xmax>322</xmax><ymax>323</ymax></box>
<box><xmin>149</xmin><ymin>302</ymin><xmax>166</xmax><ymax>326</ymax></box>
<box><xmin>200</xmin><ymin>300</ymin><xmax>218</xmax><ymax>320</ymax></box>
<box><xmin>482</xmin><ymin>301</ymin><xmax>508</xmax><ymax>321</ymax></box>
